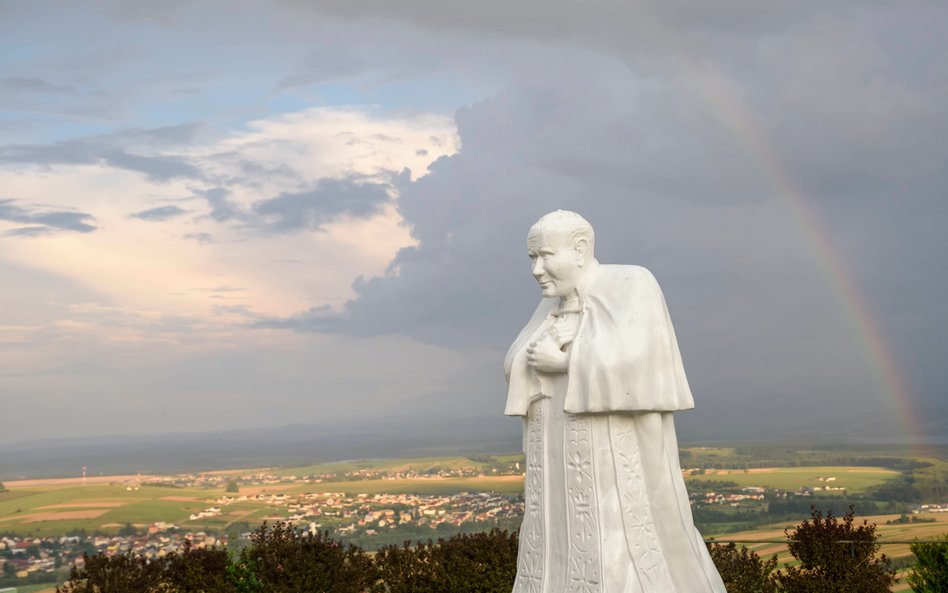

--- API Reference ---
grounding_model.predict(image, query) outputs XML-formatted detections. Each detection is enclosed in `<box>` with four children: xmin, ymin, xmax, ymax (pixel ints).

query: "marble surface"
<box><xmin>504</xmin><ymin>210</ymin><xmax>727</xmax><ymax>593</ymax></box>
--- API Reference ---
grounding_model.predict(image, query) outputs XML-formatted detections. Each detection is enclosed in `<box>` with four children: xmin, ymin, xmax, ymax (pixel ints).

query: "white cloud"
<box><xmin>0</xmin><ymin>106</ymin><xmax>458</xmax><ymax>327</ymax></box>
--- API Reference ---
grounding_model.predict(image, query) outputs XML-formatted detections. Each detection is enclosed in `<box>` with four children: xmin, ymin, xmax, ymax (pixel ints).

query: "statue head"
<box><xmin>527</xmin><ymin>210</ymin><xmax>596</xmax><ymax>298</ymax></box>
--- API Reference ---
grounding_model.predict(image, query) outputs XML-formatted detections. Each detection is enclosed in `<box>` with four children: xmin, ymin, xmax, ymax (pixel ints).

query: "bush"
<box><xmin>774</xmin><ymin>506</ymin><xmax>897</xmax><ymax>593</ymax></box>
<box><xmin>56</xmin><ymin>513</ymin><xmax>913</xmax><ymax>593</ymax></box>
<box><xmin>165</xmin><ymin>540</ymin><xmax>237</xmax><ymax>593</ymax></box>
<box><xmin>373</xmin><ymin>529</ymin><xmax>518</xmax><ymax>593</ymax></box>
<box><xmin>57</xmin><ymin>552</ymin><xmax>167</xmax><ymax>593</ymax></box>
<box><xmin>907</xmin><ymin>534</ymin><xmax>948</xmax><ymax>593</ymax></box>
<box><xmin>707</xmin><ymin>541</ymin><xmax>778</xmax><ymax>593</ymax></box>
<box><xmin>239</xmin><ymin>522</ymin><xmax>374</xmax><ymax>593</ymax></box>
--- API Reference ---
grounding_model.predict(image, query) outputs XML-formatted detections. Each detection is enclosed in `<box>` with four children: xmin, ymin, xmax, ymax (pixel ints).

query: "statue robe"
<box><xmin>504</xmin><ymin>263</ymin><xmax>726</xmax><ymax>593</ymax></box>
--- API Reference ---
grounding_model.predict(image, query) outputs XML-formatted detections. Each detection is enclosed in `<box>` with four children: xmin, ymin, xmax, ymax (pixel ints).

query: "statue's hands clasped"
<box><xmin>526</xmin><ymin>331</ymin><xmax>569</xmax><ymax>373</ymax></box>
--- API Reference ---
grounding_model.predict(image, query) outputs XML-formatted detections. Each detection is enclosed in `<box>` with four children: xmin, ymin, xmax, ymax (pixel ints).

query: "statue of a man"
<box><xmin>505</xmin><ymin>210</ymin><xmax>726</xmax><ymax>593</ymax></box>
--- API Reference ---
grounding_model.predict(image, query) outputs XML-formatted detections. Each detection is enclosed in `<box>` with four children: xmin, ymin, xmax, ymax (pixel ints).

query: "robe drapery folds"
<box><xmin>503</xmin><ymin>262</ymin><xmax>726</xmax><ymax>593</ymax></box>
<box><xmin>505</xmin><ymin>263</ymin><xmax>694</xmax><ymax>417</ymax></box>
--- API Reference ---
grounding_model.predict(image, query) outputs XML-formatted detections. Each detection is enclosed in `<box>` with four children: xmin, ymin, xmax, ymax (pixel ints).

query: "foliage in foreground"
<box><xmin>774</xmin><ymin>507</ymin><xmax>897</xmax><ymax>593</ymax></box>
<box><xmin>908</xmin><ymin>533</ymin><xmax>948</xmax><ymax>593</ymax></box>
<box><xmin>707</xmin><ymin>541</ymin><xmax>778</xmax><ymax>593</ymax></box>
<box><xmin>56</xmin><ymin>525</ymin><xmax>519</xmax><ymax>593</ymax></box>
<box><xmin>239</xmin><ymin>522</ymin><xmax>374</xmax><ymax>593</ymax></box>
<box><xmin>56</xmin><ymin>508</ymin><xmax>918</xmax><ymax>593</ymax></box>
<box><xmin>373</xmin><ymin>529</ymin><xmax>518</xmax><ymax>593</ymax></box>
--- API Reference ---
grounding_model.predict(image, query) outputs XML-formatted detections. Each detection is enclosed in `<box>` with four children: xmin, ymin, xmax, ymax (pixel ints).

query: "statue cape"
<box><xmin>504</xmin><ymin>263</ymin><xmax>695</xmax><ymax>416</ymax></box>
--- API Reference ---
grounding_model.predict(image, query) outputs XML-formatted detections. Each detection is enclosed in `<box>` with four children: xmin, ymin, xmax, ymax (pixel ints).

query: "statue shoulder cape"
<box><xmin>504</xmin><ymin>265</ymin><xmax>695</xmax><ymax>416</ymax></box>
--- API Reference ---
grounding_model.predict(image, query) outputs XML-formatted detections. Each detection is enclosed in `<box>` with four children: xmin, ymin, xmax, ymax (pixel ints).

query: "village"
<box><xmin>3</xmin><ymin>460</ymin><xmax>941</xmax><ymax>590</ymax></box>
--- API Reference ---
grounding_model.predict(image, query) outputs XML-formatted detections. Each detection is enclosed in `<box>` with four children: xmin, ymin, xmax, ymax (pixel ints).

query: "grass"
<box><xmin>687</xmin><ymin>466</ymin><xmax>899</xmax><ymax>494</ymax></box>
<box><xmin>0</xmin><ymin>483</ymin><xmax>223</xmax><ymax>537</ymax></box>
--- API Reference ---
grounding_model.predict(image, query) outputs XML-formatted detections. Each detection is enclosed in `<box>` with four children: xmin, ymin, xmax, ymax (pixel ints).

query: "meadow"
<box><xmin>0</xmin><ymin>482</ymin><xmax>233</xmax><ymax>537</ymax></box>
<box><xmin>0</xmin><ymin>459</ymin><xmax>904</xmax><ymax>538</ymax></box>
<box><xmin>273</xmin><ymin>454</ymin><xmax>523</xmax><ymax>477</ymax></box>
<box><xmin>686</xmin><ymin>465</ymin><xmax>899</xmax><ymax>494</ymax></box>
<box><xmin>0</xmin><ymin>474</ymin><xmax>525</xmax><ymax>537</ymax></box>
<box><xmin>709</xmin><ymin>512</ymin><xmax>948</xmax><ymax>592</ymax></box>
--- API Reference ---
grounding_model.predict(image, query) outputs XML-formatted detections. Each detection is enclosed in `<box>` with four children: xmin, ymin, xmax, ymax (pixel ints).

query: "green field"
<box><xmin>0</xmin><ymin>472</ymin><xmax>525</xmax><ymax>537</ymax></box>
<box><xmin>0</xmin><ymin>483</ymin><xmax>226</xmax><ymax>537</ymax></box>
<box><xmin>274</xmin><ymin>455</ymin><xmax>515</xmax><ymax>477</ymax></box>
<box><xmin>687</xmin><ymin>466</ymin><xmax>899</xmax><ymax>494</ymax></box>
<box><xmin>709</xmin><ymin>512</ymin><xmax>948</xmax><ymax>592</ymax></box>
<box><xmin>0</xmin><ymin>460</ymin><xmax>903</xmax><ymax>538</ymax></box>
<box><xmin>278</xmin><ymin>476</ymin><xmax>524</xmax><ymax>496</ymax></box>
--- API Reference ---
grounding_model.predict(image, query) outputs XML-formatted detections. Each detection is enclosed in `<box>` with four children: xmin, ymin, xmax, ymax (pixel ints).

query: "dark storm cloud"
<box><xmin>258</xmin><ymin>10</ymin><xmax>948</xmax><ymax>437</ymax></box>
<box><xmin>282</xmin><ymin>0</ymin><xmax>816</xmax><ymax>49</ymax></box>
<box><xmin>253</xmin><ymin>175</ymin><xmax>395</xmax><ymax>232</ymax></box>
<box><xmin>0</xmin><ymin>198</ymin><xmax>97</xmax><ymax>236</ymax></box>
<box><xmin>129</xmin><ymin>205</ymin><xmax>189</xmax><ymax>221</ymax></box>
<box><xmin>0</xmin><ymin>124</ymin><xmax>203</xmax><ymax>183</ymax></box>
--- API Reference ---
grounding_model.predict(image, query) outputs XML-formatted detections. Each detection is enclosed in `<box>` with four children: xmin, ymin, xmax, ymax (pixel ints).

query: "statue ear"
<box><xmin>574</xmin><ymin>238</ymin><xmax>588</xmax><ymax>264</ymax></box>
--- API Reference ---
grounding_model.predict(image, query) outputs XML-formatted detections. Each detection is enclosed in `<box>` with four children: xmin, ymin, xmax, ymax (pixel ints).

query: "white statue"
<box><xmin>505</xmin><ymin>210</ymin><xmax>727</xmax><ymax>593</ymax></box>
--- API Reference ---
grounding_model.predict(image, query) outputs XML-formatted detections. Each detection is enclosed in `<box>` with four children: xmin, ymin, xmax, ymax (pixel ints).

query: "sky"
<box><xmin>1</xmin><ymin>0</ymin><xmax>946</xmax><ymax>446</ymax></box>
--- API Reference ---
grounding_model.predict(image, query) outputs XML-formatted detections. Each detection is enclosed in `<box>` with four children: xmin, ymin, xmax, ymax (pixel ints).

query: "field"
<box><xmin>0</xmin><ymin>461</ymin><xmax>902</xmax><ymax>538</ymax></box>
<box><xmin>274</xmin><ymin>454</ymin><xmax>521</xmax><ymax>477</ymax></box>
<box><xmin>2</xmin><ymin>451</ymin><xmax>946</xmax><ymax>593</ymax></box>
<box><xmin>0</xmin><ymin>474</ymin><xmax>525</xmax><ymax>537</ymax></box>
<box><xmin>710</xmin><ymin>512</ymin><xmax>948</xmax><ymax>592</ymax></box>
<box><xmin>687</xmin><ymin>465</ymin><xmax>900</xmax><ymax>494</ymax></box>
<box><xmin>0</xmin><ymin>482</ymin><xmax>231</xmax><ymax>537</ymax></box>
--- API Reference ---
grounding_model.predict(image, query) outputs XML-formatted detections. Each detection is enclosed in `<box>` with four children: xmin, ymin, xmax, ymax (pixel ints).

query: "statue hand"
<box><xmin>526</xmin><ymin>334</ymin><xmax>569</xmax><ymax>373</ymax></box>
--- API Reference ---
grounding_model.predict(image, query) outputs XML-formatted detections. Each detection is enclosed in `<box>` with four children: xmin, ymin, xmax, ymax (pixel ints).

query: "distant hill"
<box><xmin>3</xmin><ymin>405</ymin><xmax>945</xmax><ymax>481</ymax></box>
<box><xmin>0</xmin><ymin>414</ymin><xmax>522</xmax><ymax>480</ymax></box>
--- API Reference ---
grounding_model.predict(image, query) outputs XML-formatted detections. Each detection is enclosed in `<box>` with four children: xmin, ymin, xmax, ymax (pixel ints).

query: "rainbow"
<box><xmin>689</xmin><ymin>62</ymin><xmax>924</xmax><ymax>447</ymax></box>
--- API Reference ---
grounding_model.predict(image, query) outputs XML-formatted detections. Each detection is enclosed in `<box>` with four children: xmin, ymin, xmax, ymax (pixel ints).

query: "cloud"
<box><xmin>184</xmin><ymin>232</ymin><xmax>214</xmax><ymax>244</ymax></box>
<box><xmin>3</xmin><ymin>226</ymin><xmax>56</xmax><ymax>238</ymax></box>
<box><xmin>0</xmin><ymin>198</ymin><xmax>97</xmax><ymax>236</ymax></box>
<box><xmin>253</xmin><ymin>174</ymin><xmax>397</xmax><ymax>232</ymax></box>
<box><xmin>195</xmin><ymin>187</ymin><xmax>246</xmax><ymax>224</ymax></box>
<box><xmin>129</xmin><ymin>205</ymin><xmax>189</xmax><ymax>221</ymax></box>
<box><xmin>0</xmin><ymin>124</ymin><xmax>203</xmax><ymax>183</ymax></box>
<box><xmin>276</xmin><ymin>47</ymin><xmax>371</xmax><ymax>89</ymax></box>
<box><xmin>0</xmin><ymin>77</ymin><xmax>74</xmax><ymax>94</ymax></box>
<box><xmin>254</xmin><ymin>25</ymin><xmax>948</xmax><ymax>440</ymax></box>
<box><xmin>3</xmin><ymin>1</ymin><xmax>944</xmax><ymax>444</ymax></box>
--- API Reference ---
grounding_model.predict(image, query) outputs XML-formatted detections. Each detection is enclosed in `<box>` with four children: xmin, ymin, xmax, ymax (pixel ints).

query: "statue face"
<box><xmin>527</xmin><ymin>229</ymin><xmax>587</xmax><ymax>298</ymax></box>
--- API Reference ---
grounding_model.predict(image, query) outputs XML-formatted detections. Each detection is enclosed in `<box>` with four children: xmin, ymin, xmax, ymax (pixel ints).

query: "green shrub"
<box><xmin>239</xmin><ymin>522</ymin><xmax>374</xmax><ymax>593</ymax></box>
<box><xmin>707</xmin><ymin>541</ymin><xmax>778</xmax><ymax>593</ymax></box>
<box><xmin>373</xmin><ymin>529</ymin><xmax>518</xmax><ymax>593</ymax></box>
<box><xmin>774</xmin><ymin>506</ymin><xmax>897</xmax><ymax>593</ymax></box>
<box><xmin>165</xmin><ymin>540</ymin><xmax>236</xmax><ymax>593</ymax></box>
<box><xmin>57</xmin><ymin>552</ymin><xmax>166</xmax><ymax>593</ymax></box>
<box><xmin>907</xmin><ymin>534</ymin><xmax>948</xmax><ymax>593</ymax></box>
